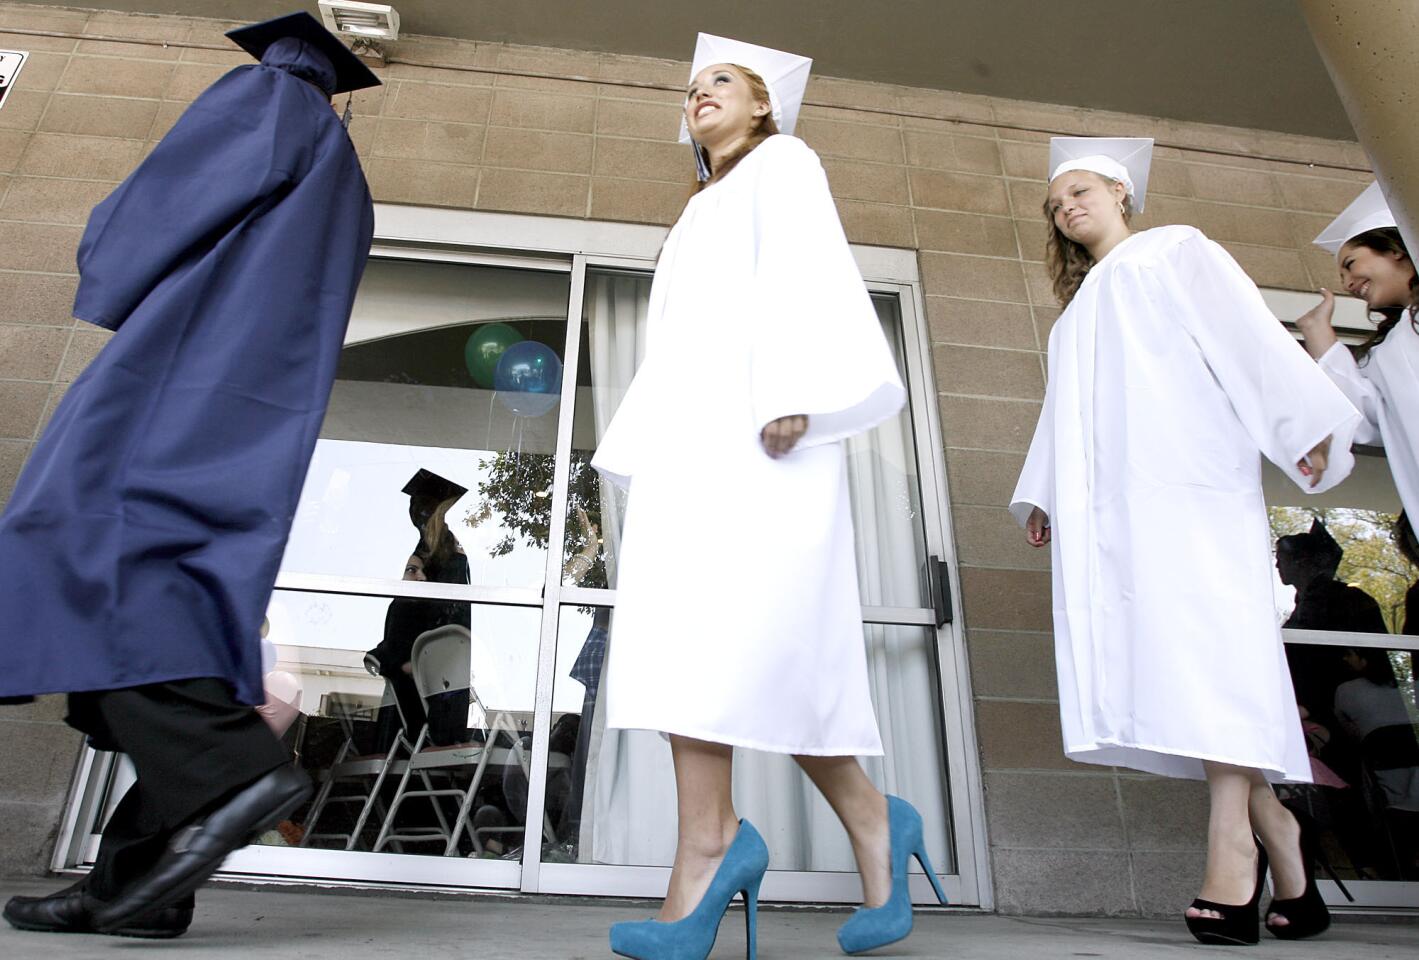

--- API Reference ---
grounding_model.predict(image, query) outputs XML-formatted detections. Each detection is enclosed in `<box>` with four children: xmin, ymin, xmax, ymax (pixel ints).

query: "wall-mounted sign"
<box><xmin>0</xmin><ymin>50</ymin><xmax>29</xmax><ymax>112</ymax></box>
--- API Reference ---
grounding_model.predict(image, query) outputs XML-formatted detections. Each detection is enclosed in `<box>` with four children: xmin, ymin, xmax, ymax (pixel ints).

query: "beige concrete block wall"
<box><xmin>0</xmin><ymin>3</ymin><xmax>1374</xmax><ymax>915</ymax></box>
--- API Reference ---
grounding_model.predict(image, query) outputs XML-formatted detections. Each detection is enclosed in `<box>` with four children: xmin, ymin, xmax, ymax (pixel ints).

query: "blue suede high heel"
<box><xmin>610</xmin><ymin>819</ymin><xmax>769</xmax><ymax>960</ymax></box>
<box><xmin>837</xmin><ymin>796</ymin><xmax>948</xmax><ymax>955</ymax></box>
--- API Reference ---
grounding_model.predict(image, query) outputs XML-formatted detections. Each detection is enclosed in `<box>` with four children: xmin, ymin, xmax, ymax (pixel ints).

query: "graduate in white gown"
<box><xmin>1294</xmin><ymin>183</ymin><xmax>1419</xmax><ymax>531</ymax></box>
<box><xmin>591</xmin><ymin>34</ymin><xmax>942</xmax><ymax>960</ymax></box>
<box><xmin>1011</xmin><ymin>137</ymin><xmax>1362</xmax><ymax>946</ymax></box>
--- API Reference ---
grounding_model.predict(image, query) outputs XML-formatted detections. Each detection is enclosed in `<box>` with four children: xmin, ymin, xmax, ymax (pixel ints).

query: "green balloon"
<box><xmin>465</xmin><ymin>322</ymin><xmax>523</xmax><ymax>388</ymax></box>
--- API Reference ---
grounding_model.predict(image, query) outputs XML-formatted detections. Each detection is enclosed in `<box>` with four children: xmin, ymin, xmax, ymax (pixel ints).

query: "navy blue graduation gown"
<box><xmin>0</xmin><ymin>39</ymin><xmax>374</xmax><ymax>705</ymax></box>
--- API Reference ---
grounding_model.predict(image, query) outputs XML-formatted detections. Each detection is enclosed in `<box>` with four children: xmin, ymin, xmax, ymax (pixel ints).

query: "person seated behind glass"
<box><xmin>1335</xmin><ymin>646</ymin><xmax>1419</xmax><ymax>878</ymax></box>
<box><xmin>1276</xmin><ymin>520</ymin><xmax>1388</xmax><ymax>790</ymax></box>
<box><xmin>364</xmin><ymin>549</ymin><xmax>470</xmax><ymax>747</ymax></box>
<box><xmin>1334</xmin><ymin>648</ymin><xmax>1419</xmax><ymax>811</ymax></box>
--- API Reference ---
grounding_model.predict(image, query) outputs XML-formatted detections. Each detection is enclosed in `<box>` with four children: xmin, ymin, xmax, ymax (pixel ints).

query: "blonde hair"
<box><xmin>1043</xmin><ymin>173</ymin><xmax>1133</xmax><ymax>306</ymax></box>
<box><xmin>690</xmin><ymin>63</ymin><xmax>781</xmax><ymax>194</ymax></box>
<box><xmin>422</xmin><ymin>496</ymin><xmax>460</xmax><ymax>565</ymax></box>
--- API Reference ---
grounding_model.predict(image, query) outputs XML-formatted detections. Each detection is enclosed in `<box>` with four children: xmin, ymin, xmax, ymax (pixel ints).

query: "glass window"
<box><xmin>543</xmin><ymin>603</ymin><xmax>612</xmax><ymax>865</ymax></box>
<box><xmin>1267</xmin><ymin>443</ymin><xmax>1419</xmax><ymax>891</ymax></box>
<box><xmin>549</xmin><ymin>280</ymin><xmax>953</xmax><ymax>882</ymax></box>
<box><xmin>563</xmin><ymin>275</ymin><xmax>930</xmax><ymax>606</ymax></box>
<box><xmin>1271</xmin><ymin>504</ymin><xmax>1410</xmax><ymax>635</ymax></box>
<box><xmin>559</xmin><ymin>269</ymin><xmax>650</xmax><ymax>590</ymax></box>
<box><xmin>1274</xmin><ymin>643</ymin><xmax>1419</xmax><ymax>883</ymax></box>
<box><xmin>281</xmin><ymin>259</ymin><xmax>572</xmax><ymax>591</ymax></box>
<box><xmin>257</xmin><ymin>589</ymin><xmax>544</xmax><ymax>860</ymax></box>
<box><xmin>847</xmin><ymin>295</ymin><xmax>930</xmax><ymax>610</ymax></box>
<box><xmin>546</xmin><ymin>606</ymin><xmax>953</xmax><ymax>875</ymax></box>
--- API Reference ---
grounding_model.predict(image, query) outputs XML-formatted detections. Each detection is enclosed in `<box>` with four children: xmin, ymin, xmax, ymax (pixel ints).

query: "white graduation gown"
<box><xmin>1010</xmin><ymin>225</ymin><xmax>1362</xmax><ymax>782</ymax></box>
<box><xmin>1318</xmin><ymin>327</ymin><xmax>1419</xmax><ymax>521</ymax></box>
<box><xmin>591</xmin><ymin>135</ymin><xmax>905</xmax><ymax>755</ymax></box>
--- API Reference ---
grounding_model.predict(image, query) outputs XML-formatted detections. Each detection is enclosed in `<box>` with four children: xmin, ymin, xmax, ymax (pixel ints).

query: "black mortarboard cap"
<box><xmin>1307</xmin><ymin>518</ymin><xmax>1342</xmax><ymax>555</ymax></box>
<box><xmin>1277</xmin><ymin>518</ymin><xmax>1344</xmax><ymax>572</ymax></box>
<box><xmin>226</xmin><ymin>11</ymin><xmax>381</xmax><ymax>95</ymax></box>
<box><xmin>1303</xmin><ymin>519</ymin><xmax>1344</xmax><ymax>572</ymax></box>
<box><xmin>402</xmin><ymin>469</ymin><xmax>467</xmax><ymax>503</ymax></box>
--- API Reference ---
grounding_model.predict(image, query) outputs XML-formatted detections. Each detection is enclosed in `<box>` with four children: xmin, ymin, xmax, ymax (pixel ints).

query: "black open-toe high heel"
<box><xmin>1185</xmin><ymin>842</ymin><xmax>1268</xmax><ymax>946</ymax></box>
<box><xmin>1264</xmin><ymin>818</ymin><xmax>1352</xmax><ymax>940</ymax></box>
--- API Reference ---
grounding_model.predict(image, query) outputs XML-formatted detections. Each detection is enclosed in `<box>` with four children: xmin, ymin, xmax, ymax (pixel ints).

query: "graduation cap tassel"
<box><xmin>341</xmin><ymin>93</ymin><xmax>354</xmax><ymax>129</ymax></box>
<box><xmin>692</xmin><ymin>141</ymin><xmax>711</xmax><ymax>182</ymax></box>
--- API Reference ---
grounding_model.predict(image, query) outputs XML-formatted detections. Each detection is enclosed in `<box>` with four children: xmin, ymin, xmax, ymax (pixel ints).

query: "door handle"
<box><xmin>925</xmin><ymin>555</ymin><xmax>953</xmax><ymax>627</ymax></box>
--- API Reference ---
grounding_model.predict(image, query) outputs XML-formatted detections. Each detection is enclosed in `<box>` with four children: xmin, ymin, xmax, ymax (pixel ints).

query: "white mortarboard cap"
<box><xmin>1313</xmin><ymin>182</ymin><xmax>1398</xmax><ymax>256</ymax></box>
<box><xmin>678</xmin><ymin>33</ymin><xmax>812</xmax><ymax>147</ymax></box>
<box><xmin>1048</xmin><ymin>137</ymin><xmax>1155</xmax><ymax>214</ymax></box>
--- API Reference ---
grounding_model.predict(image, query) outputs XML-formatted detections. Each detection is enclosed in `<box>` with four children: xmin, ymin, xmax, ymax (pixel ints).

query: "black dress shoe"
<box><xmin>89</xmin><ymin>765</ymin><xmax>311</xmax><ymax>933</ymax></box>
<box><xmin>4</xmin><ymin>878</ymin><xmax>192</xmax><ymax>939</ymax></box>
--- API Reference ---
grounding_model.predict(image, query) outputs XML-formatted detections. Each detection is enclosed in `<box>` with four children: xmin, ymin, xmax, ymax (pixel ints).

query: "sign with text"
<box><xmin>0</xmin><ymin>50</ymin><xmax>29</xmax><ymax>112</ymax></box>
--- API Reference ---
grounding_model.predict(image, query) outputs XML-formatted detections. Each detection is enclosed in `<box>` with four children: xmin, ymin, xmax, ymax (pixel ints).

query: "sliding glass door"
<box><xmin>54</xmin><ymin>214</ymin><xmax>986</xmax><ymax>906</ymax></box>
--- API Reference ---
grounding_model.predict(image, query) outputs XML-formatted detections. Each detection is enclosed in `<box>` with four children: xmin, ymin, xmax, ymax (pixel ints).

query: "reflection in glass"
<box><xmin>1267</xmin><ymin>457</ymin><xmax>1419</xmax><ymax>884</ymax></box>
<box><xmin>551</xmin><ymin>613</ymin><xmax>953</xmax><ymax>877</ymax></box>
<box><xmin>543</xmin><ymin>604</ymin><xmax>613</xmax><ymax>864</ymax></box>
<box><xmin>846</xmin><ymin>295</ymin><xmax>928</xmax><ymax>609</ymax></box>
<box><xmin>559</xmin><ymin>279</ymin><xmax>950</xmax><ymax>882</ymax></box>
<box><xmin>281</xmin><ymin>259</ymin><xmax>570</xmax><ymax>590</ymax></box>
<box><xmin>257</xmin><ymin>258</ymin><xmax>960</xmax><ymax>889</ymax></box>
<box><xmin>1271</xmin><ymin>507</ymin><xmax>1410</xmax><ymax>633</ymax></box>
<box><xmin>253</xmin><ymin>590</ymin><xmax>543</xmax><ymax>859</ymax></box>
<box><xmin>1277</xmin><ymin>644</ymin><xmax>1419</xmax><ymax>882</ymax></box>
<box><xmin>562</xmin><ymin>270</ymin><xmax>650</xmax><ymax>589</ymax></box>
<box><xmin>568</xmin><ymin>275</ymin><xmax>928</xmax><ymax>606</ymax></box>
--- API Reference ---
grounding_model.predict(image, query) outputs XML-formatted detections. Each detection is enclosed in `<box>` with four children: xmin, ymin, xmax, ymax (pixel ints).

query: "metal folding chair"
<box><xmin>300</xmin><ymin>683</ymin><xmax>422</xmax><ymax>850</ymax></box>
<box><xmin>372</xmin><ymin>625</ymin><xmax>526</xmax><ymax>856</ymax></box>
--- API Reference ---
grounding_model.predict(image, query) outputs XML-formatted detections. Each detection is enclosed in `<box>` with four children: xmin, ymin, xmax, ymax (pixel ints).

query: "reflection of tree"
<box><xmin>468</xmin><ymin>450</ymin><xmax>607</xmax><ymax>590</ymax></box>
<box><xmin>1269</xmin><ymin>506</ymin><xmax>1417</xmax><ymax>689</ymax></box>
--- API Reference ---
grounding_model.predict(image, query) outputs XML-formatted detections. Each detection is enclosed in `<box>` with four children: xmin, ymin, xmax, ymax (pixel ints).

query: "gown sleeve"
<box><xmin>73</xmin><ymin>67</ymin><xmax>315</xmax><ymax>330</ymax></box>
<box><xmin>1149</xmin><ymin>231</ymin><xmax>1361</xmax><ymax>494</ymax></box>
<box><xmin>1010</xmin><ymin>350</ymin><xmax>1056</xmax><ymax>527</ymax></box>
<box><xmin>1317</xmin><ymin>342</ymin><xmax>1384</xmax><ymax>446</ymax></box>
<box><xmin>745</xmin><ymin>136</ymin><xmax>906</xmax><ymax>448</ymax></box>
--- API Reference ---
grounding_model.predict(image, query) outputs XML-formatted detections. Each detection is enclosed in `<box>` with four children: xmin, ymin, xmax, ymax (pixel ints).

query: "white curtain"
<box><xmin>585</xmin><ymin>289</ymin><xmax>951</xmax><ymax>874</ymax></box>
<box><xmin>577</xmin><ymin>273</ymin><xmax>658</xmax><ymax>860</ymax></box>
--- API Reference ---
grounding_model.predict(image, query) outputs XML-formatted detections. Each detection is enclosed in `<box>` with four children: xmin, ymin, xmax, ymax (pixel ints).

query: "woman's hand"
<box><xmin>1298</xmin><ymin>435</ymin><xmax>1332</xmax><ymax>488</ymax></box>
<box><xmin>562</xmin><ymin>506</ymin><xmax>600</xmax><ymax>583</ymax></box>
<box><xmin>1295</xmin><ymin>289</ymin><xmax>1340</xmax><ymax>360</ymax></box>
<box><xmin>761</xmin><ymin>415</ymin><xmax>809</xmax><ymax>458</ymax></box>
<box><xmin>574</xmin><ymin>506</ymin><xmax>599</xmax><ymax>549</ymax></box>
<box><xmin>1025</xmin><ymin>507</ymin><xmax>1051</xmax><ymax>547</ymax></box>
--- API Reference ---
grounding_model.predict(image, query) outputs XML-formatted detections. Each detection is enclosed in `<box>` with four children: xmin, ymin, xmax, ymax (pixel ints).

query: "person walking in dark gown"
<box><xmin>0</xmin><ymin>12</ymin><xmax>379</xmax><ymax>938</ymax></box>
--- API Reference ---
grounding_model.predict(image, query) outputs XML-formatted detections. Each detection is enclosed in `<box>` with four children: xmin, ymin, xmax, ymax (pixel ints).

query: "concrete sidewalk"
<box><xmin>0</xmin><ymin>878</ymin><xmax>1415</xmax><ymax>959</ymax></box>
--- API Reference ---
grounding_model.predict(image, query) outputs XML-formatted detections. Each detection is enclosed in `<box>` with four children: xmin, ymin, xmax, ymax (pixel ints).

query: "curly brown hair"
<box><xmin>1341</xmin><ymin>227</ymin><xmax>1419</xmax><ymax>363</ymax></box>
<box><xmin>1042</xmin><ymin>173</ymin><xmax>1134</xmax><ymax>307</ymax></box>
<box><xmin>688</xmin><ymin>63</ymin><xmax>781</xmax><ymax>194</ymax></box>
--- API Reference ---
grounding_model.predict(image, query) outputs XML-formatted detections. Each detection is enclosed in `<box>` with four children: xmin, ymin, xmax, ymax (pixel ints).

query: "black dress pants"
<box><xmin>65</xmin><ymin>678</ymin><xmax>289</xmax><ymax>900</ymax></box>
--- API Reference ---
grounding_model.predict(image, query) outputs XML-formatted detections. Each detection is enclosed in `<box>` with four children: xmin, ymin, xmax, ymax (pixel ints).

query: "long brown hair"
<box><xmin>689</xmin><ymin>64</ymin><xmax>780</xmax><ymax>194</ymax></box>
<box><xmin>1043</xmin><ymin>173</ymin><xmax>1134</xmax><ymax>307</ymax></box>
<box><xmin>1343</xmin><ymin>227</ymin><xmax>1419</xmax><ymax>362</ymax></box>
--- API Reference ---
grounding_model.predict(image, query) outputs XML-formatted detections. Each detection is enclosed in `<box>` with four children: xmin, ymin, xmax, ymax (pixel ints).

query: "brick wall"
<box><xmin>0</xmin><ymin>2</ymin><xmax>1373</xmax><ymax>914</ymax></box>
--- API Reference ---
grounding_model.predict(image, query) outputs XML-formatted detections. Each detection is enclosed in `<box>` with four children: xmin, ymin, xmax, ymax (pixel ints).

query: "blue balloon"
<box><xmin>493</xmin><ymin>340</ymin><xmax>563</xmax><ymax>418</ymax></box>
